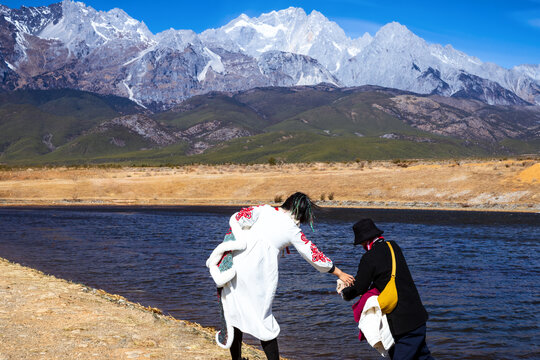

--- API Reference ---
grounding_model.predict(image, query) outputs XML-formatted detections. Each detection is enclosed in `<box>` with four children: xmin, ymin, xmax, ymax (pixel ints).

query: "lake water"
<box><xmin>0</xmin><ymin>207</ymin><xmax>538</xmax><ymax>360</ymax></box>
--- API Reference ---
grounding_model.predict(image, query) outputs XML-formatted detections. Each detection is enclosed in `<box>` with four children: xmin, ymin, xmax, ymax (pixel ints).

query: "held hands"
<box><xmin>332</xmin><ymin>266</ymin><xmax>355</xmax><ymax>289</ymax></box>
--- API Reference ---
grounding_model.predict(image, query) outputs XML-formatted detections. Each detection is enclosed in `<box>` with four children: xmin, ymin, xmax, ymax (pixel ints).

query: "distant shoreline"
<box><xmin>1</xmin><ymin>159</ymin><xmax>538</xmax><ymax>214</ymax></box>
<box><xmin>1</xmin><ymin>204</ymin><xmax>538</xmax><ymax>227</ymax></box>
<box><xmin>0</xmin><ymin>199</ymin><xmax>538</xmax><ymax>213</ymax></box>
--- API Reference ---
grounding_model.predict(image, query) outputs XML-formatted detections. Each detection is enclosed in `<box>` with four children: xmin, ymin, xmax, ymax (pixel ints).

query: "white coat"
<box><xmin>207</xmin><ymin>205</ymin><xmax>334</xmax><ymax>343</ymax></box>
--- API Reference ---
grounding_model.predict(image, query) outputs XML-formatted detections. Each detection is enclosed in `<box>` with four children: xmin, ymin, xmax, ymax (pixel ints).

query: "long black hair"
<box><xmin>281</xmin><ymin>192</ymin><xmax>319</xmax><ymax>228</ymax></box>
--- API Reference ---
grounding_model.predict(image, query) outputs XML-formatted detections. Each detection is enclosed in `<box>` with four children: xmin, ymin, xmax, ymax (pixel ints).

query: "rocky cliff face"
<box><xmin>0</xmin><ymin>1</ymin><xmax>539</xmax><ymax>110</ymax></box>
<box><xmin>174</xmin><ymin>120</ymin><xmax>253</xmax><ymax>154</ymax></box>
<box><xmin>374</xmin><ymin>95</ymin><xmax>540</xmax><ymax>142</ymax></box>
<box><xmin>92</xmin><ymin>114</ymin><xmax>254</xmax><ymax>154</ymax></box>
<box><xmin>94</xmin><ymin>115</ymin><xmax>177</xmax><ymax>146</ymax></box>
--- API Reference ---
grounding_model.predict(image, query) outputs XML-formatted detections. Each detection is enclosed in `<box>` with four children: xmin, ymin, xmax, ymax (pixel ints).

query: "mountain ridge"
<box><xmin>0</xmin><ymin>1</ymin><xmax>539</xmax><ymax>110</ymax></box>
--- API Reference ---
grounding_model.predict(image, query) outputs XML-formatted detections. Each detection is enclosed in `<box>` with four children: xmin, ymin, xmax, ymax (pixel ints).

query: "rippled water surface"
<box><xmin>0</xmin><ymin>207</ymin><xmax>538</xmax><ymax>359</ymax></box>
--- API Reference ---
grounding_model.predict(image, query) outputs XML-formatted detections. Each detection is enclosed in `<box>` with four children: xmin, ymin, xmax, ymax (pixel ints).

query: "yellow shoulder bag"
<box><xmin>378</xmin><ymin>242</ymin><xmax>398</xmax><ymax>314</ymax></box>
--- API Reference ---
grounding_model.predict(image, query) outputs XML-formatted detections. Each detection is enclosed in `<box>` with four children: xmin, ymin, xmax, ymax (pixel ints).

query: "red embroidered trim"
<box><xmin>311</xmin><ymin>245</ymin><xmax>331</xmax><ymax>263</ymax></box>
<box><xmin>300</xmin><ymin>232</ymin><xmax>331</xmax><ymax>263</ymax></box>
<box><xmin>235</xmin><ymin>206</ymin><xmax>254</xmax><ymax>221</ymax></box>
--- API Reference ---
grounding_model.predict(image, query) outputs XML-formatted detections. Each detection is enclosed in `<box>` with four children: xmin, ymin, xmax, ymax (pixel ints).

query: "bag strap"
<box><xmin>387</xmin><ymin>242</ymin><xmax>396</xmax><ymax>278</ymax></box>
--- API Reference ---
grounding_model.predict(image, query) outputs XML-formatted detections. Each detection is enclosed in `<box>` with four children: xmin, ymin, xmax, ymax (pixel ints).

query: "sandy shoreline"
<box><xmin>1</xmin><ymin>159</ymin><xmax>539</xmax><ymax>212</ymax></box>
<box><xmin>0</xmin><ymin>257</ymin><xmax>273</xmax><ymax>360</ymax></box>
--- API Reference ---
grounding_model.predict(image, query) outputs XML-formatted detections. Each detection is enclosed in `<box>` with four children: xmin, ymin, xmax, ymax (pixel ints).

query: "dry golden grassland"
<box><xmin>0</xmin><ymin>159</ymin><xmax>539</xmax><ymax>211</ymax></box>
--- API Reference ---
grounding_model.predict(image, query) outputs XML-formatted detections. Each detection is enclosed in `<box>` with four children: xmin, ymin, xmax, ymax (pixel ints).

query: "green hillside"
<box><xmin>232</xmin><ymin>85</ymin><xmax>346</xmax><ymax>123</ymax></box>
<box><xmin>0</xmin><ymin>89</ymin><xmax>142</xmax><ymax>114</ymax></box>
<box><xmin>189</xmin><ymin>132</ymin><xmax>492</xmax><ymax>164</ymax></box>
<box><xmin>267</xmin><ymin>92</ymin><xmax>421</xmax><ymax>136</ymax></box>
<box><xmin>0</xmin><ymin>89</ymin><xmax>143</xmax><ymax>162</ymax></box>
<box><xmin>153</xmin><ymin>93</ymin><xmax>264</xmax><ymax>132</ymax></box>
<box><xmin>0</xmin><ymin>86</ymin><xmax>537</xmax><ymax>166</ymax></box>
<box><xmin>43</xmin><ymin>127</ymin><xmax>157</xmax><ymax>161</ymax></box>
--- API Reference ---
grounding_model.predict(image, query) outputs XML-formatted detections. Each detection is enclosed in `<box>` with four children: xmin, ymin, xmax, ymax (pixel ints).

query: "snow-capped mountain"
<box><xmin>0</xmin><ymin>0</ymin><xmax>538</xmax><ymax>110</ymax></box>
<box><xmin>335</xmin><ymin>22</ymin><xmax>536</xmax><ymax>105</ymax></box>
<box><xmin>205</xmin><ymin>13</ymin><xmax>537</xmax><ymax>106</ymax></box>
<box><xmin>200</xmin><ymin>7</ymin><xmax>371</xmax><ymax>73</ymax></box>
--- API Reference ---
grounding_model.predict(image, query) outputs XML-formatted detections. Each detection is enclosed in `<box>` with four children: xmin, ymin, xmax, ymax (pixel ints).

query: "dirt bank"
<box><xmin>0</xmin><ymin>159</ymin><xmax>538</xmax><ymax>212</ymax></box>
<box><xmin>0</xmin><ymin>258</ymin><xmax>270</xmax><ymax>360</ymax></box>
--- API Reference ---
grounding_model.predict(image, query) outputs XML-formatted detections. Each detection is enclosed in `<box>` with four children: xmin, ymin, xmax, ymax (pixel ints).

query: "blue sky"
<box><xmin>4</xmin><ymin>0</ymin><xmax>540</xmax><ymax>68</ymax></box>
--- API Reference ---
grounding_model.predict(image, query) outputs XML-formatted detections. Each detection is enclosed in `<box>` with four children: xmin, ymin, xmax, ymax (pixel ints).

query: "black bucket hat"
<box><xmin>353</xmin><ymin>218</ymin><xmax>384</xmax><ymax>245</ymax></box>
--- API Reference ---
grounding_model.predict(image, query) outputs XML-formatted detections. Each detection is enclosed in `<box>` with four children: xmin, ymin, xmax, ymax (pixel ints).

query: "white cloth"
<box><xmin>206</xmin><ymin>235</ymin><xmax>246</xmax><ymax>288</ymax></box>
<box><xmin>208</xmin><ymin>205</ymin><xmax>334</xmax><ymax>341</ymax></box>
<box><xmin>359</xmin><ymin>296</ymin><xmax>395</xmax><ymax>357</ymax></box>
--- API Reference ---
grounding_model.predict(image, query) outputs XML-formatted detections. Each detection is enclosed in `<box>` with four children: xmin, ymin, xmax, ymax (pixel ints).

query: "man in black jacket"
<box><xmin>341</xmin><ymin>218</ymin><xmax>434</xmax><ymax>360</ymax></box>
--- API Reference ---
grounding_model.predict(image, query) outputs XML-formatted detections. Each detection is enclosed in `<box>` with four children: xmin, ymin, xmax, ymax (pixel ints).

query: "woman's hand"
<box><xmin>332</xmin><ymin>266</ymin><xmax>355</xmax><ymax>287</ymax></box>
<box><xmin>339</xmin><ymin>272</ymin><xmax>355</xmax><ymax>287</ymax></box>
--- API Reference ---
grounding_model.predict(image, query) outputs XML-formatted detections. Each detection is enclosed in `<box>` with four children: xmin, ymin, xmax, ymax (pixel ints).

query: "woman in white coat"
<box><xmin>207</xmin><ymin>192</ymin><xmax>354</xmax><ymax>360</ymax></box>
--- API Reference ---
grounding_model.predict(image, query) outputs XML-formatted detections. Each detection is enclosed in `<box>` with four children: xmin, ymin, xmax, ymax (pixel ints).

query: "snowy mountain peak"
<box><xmin>0</xmin><ymin>2</ymin><xmax>61</xmax><ymax>35</ymax></box>
<box><xmin>39</xmin><ymin>0</ymin><xmax>154</xmax><ymax>51</ymax></box>
<box><xmin>264</xmin><ymin>7</ymin><xmax>307</xmax><ymax>20</ymax></box>
<box><xmin>374</xmin><ymin>21</ymin><xmax>422</xmax><ymax>46</ymax></box>
<box><xmin>378</xmin><ymin>21</ymin><xmax>411</xmax><ymax>33</ymax></box>
<box><xmin>513</xmin><ymin>64</ymin><xmax>540</xmax><ymax>81</ymax></box>
<box><xmin>155</xmin><ymin>29</ymin><xmax>199</xmax><ymax>49</ymax></box>
<box><xmin>285</xmin><ymin>6</ymin><xmax>306</xmax><ymax>14</ymax></box>
<box><xmin>0</xmin><ymin>2</ymin><xmax>538</xmax><ymax>108</ymax></box>
<box><xmin>201</xmin><ymin>6</ymin><xmax>363</xmax><ymax>73</ymax></box>
<box><xmin>308</xmin><ymin>9</ymin><xmax>326</xmax><ymax>18</ymax></box>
